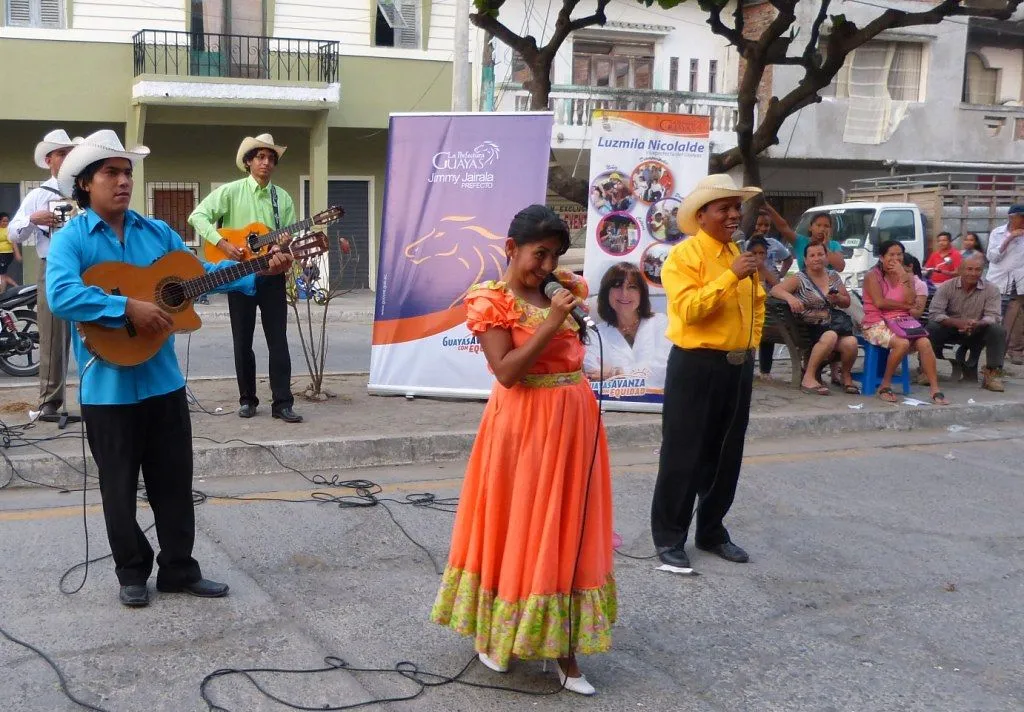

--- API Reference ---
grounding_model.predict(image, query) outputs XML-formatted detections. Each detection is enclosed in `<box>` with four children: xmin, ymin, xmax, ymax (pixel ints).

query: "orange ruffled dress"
<box><xmin>430</xmin><ymin>270</ymin><xmax>616</xmax><ymax>668</ymax></box>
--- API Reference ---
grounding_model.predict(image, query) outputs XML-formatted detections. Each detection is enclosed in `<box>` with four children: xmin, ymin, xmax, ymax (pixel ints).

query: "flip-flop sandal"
<box><xmin>800</xmin><ymin>383</ymin><xmax>831</xmax><ymax>396</ymax></box>
<box><xmin>843</xmin><ymin>383</ymin><xmax>861</xmax><ymax>395</ymax></box>
<box><xmin>877</xmin><ymin>386</ymin><xmax>898</xmax><ymax>403</ymax></box>
<box><xmin>931</xmin><ymin>391</ymin><xmax>949</xmax><ymax>406</ymax></box>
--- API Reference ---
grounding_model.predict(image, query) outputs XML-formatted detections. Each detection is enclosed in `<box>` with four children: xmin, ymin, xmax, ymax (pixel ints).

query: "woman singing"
<box><xmin>431</xmin><ymin>205</ymin><xmax>615</xmax><ymax>696</ymax></box>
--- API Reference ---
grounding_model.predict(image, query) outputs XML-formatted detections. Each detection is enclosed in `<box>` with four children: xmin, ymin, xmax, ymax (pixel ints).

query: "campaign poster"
<box><xmin>582</xmin><ymin>110</ymin><xmax>711</xmax><ymax>412</ymax></box>
<box><xmin>369</xmin><ymin>112</ymin><xmax>554</xmax><ymax>398</ymax></box>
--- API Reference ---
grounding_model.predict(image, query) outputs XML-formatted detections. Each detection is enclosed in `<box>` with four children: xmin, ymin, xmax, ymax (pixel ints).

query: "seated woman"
<box><xmin>771</xmin><ymin>243</ymin><xmax>860</xmax><ymax>396</ymax></box>
<box><xmin>862</xmin><ymin>240</ymin><xmax>948</xmax><ymax>405</ymax></box>
<box><xmin>584</xmin><ymin>262</ymin><xmax>670</xmax><ymax>390</ymax></box>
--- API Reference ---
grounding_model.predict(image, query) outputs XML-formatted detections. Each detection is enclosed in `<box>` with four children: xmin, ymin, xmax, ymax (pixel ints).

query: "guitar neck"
<box><xmin>182</xmin><ymin>253</ymin><xmax>275</xmax><ymax>300</ymax></box>
<box><xmin>251</xmin><ymin>218</ymin><xmax>314</xmax><ymax>251</ymax></box>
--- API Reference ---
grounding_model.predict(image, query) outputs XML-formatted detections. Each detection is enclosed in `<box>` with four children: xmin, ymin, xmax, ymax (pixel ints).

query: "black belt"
<box><xmin>680</xmin><ymin>347</ymin><xmax>753</xmax><ymax>365</ymax></box>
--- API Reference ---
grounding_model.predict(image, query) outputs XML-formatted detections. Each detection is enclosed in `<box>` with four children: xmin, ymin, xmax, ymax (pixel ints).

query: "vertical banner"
<box><xmin>369</xmin><ymin>112</ymin><xmax>554</xmax><ymax>397</ymax></box>
<box><xmin>582</xmin><ymin>110</ymin><xmax>711</xmax><ymax>412</ymax></box>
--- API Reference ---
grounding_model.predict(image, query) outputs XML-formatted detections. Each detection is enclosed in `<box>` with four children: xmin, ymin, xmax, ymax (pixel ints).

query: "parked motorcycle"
<box><xmin>0</xmin><ymin>285</ymin><xmax>39</xmax><ymax>377</ymax></box>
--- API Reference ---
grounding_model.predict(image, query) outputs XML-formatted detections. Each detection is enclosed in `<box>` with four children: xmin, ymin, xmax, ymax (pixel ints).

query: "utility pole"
<box><xmin>452</xmin><ymin>0</ymin><xmax>471</xmax><ymax>111</ymax></box>
<box><xmin>481</xmin><ymin>32</ymin><xmax>495</xmax><ymax>111</ymax></box>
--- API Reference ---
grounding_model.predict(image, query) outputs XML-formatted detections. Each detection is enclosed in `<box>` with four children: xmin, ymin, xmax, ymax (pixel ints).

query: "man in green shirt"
<box><xmin>188</xmin><ymin>133</ymin><xmax>302</xmax><ymax>423</ymax></box>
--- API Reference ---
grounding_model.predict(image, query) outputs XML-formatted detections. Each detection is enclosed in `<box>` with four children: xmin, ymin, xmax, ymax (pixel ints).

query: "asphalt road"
<box><xmin>0</xmin><ymin>318</ymin><xmax>373</xmax><ymax>386</ymax></box>
<box><xmin>1</xmin><ymin>425</ymin><xmax>1023</xmax><ymax>711</ymax></box>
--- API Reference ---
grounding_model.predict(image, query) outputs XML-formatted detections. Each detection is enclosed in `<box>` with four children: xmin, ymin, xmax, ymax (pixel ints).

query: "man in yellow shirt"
<box><xmin>0</xmin><ymin>212</ymin><xmax>22</xmax><ymax>290</ymax></box>
<box><xmin>651</xmin><ymin>174</ymin><xmax>765</xmax><ymax>570</ymax></box>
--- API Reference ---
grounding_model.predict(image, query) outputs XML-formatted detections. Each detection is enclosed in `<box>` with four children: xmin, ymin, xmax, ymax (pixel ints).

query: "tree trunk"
<box><xmin>526</xmin><ymin>56</ymin><xmax>589</xmax><ymax>205</ymax></box>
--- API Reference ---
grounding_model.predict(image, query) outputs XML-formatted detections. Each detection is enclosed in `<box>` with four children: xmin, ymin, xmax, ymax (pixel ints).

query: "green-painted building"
<box><xmin>0</xmin><ymin>0</ymin><xmax>456</xmax><ymax>288</ymax></box>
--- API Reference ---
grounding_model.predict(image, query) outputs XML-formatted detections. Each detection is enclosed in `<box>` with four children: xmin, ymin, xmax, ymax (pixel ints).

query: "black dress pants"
<box><xmin>81</xmin><ymin>388</ymin><xmax>201</xmax><ymax>587</ymax></box>
<box><xmin>925</xmin><ymin>321</ymin><xmax>1006</xmax><ymax>370</ymax></box>
<box><xmin>651</xmin><ymin>347</ymin><xmax>754</xmax><ymax>550</ymax></box>
<box><xmin>227</xmin><ymin>273</ymin><xmax>293</xmax><ymax>412</ymax></box>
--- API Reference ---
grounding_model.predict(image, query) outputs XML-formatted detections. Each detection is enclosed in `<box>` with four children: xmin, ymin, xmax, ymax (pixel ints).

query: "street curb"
<box><xmin>4</xmin><ymin>399</ymin><xmax>1023</xmax><ymax>491</ymax></box>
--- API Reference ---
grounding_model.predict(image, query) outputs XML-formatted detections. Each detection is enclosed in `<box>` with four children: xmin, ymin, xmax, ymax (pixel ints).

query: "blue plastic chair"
<box><xmin>853</xmin><ymin>335</ymin><xmax>912</xmax><ymax>396</ymax></box>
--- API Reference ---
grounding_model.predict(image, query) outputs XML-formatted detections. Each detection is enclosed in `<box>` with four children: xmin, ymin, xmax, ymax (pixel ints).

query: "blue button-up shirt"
<box><xmin>46</xmin><ymin>209</ymin><xmax>256</xmax><ymax>405</ymax></box>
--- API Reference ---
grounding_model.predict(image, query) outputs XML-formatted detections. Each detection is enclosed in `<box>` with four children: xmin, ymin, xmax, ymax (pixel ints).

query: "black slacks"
<box><xmin>925</xmin><ymin>321</ymin><xmax>1006</xmax><ymax>370</ymax></box>
<box><xmin>651</xmin><ymin>347</ymin><xmax>753</xmax><ymax>550</ymax></box>
<box><xmin>227</xmin><ymin>273</ymin><xmax>293</xmax><ymax>412</ymax></box>
<box><xmin>81</xmin><ymin>388</ymin><xmax>201</xmax><ymax>587</ymax></box>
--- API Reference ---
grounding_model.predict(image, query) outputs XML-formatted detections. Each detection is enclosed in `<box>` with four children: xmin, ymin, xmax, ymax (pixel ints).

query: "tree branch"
<box><xmin>803</xmin><ymin>0</ymin><xmax>830</xmax><ymax>64</ymax></box>
<box><xmin>470</xmin><ymin>13</ymin><xmax>539</xmax><ymax>62</ymax></box>
<box><xmin>700</xmin><ymin>0</ymin><xmax>750</xmax><ymax>52</ymax></box>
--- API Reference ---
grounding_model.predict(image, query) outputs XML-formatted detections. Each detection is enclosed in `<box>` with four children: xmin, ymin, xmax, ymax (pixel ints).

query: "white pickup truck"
<box><xmin>793</xmin><ymin>201</ymin><xmax>928</xmax><ymax>291</ymax></box>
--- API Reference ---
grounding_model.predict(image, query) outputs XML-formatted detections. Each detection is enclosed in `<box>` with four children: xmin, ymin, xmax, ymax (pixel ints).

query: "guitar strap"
<box><xmin>270</xmin><ymin>185</ymin><xmax>281</xmax><ymax>230</ymax></box>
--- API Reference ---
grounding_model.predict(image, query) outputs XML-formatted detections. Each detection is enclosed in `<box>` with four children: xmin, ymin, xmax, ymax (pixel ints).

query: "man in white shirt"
<box><xmin>985</xmin><ymin>204</ymin><xmax>1024</xmax><ymax>364</ymax></box>
<box><xmin>7</xmin><ymin>129</ymin><xmax>78</xmax><ymax>420</ymax></box>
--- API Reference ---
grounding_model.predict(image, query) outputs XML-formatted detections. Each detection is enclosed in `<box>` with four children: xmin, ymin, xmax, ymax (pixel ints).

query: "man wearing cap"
<box><xmin>650</xmin><ymin>174</ymin><xmax>764</xmax><ymax>570</ymax></box>
<box><xmin>188</xmin><ymin>133</ymin><xmax>302</xmax><ymax>423</ymax></box>
<box><xmin>7</xmin><ymin>129</ymin><xmax>79</xmax><ymax>421</ymax></box>
<box><xmin>46</xmin><ymin>130</ymin><xmax>293</xmax><ymax>607</ymax></box>
<box><xmin>986</xmin><ymin>204</ymin><xmax>1024</xmax><ymax>365</ymax></box>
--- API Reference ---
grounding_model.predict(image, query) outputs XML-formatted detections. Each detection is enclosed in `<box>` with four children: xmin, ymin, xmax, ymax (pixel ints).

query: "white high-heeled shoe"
<box><xmin>478</xmin><ymin>652</ymin><xmax>508</xmax><ymax>673</ymax></box>
<box><xmin>555</xmin><ymin>662</ymin><xmax>597</xmax><ymax>696</ymax></box>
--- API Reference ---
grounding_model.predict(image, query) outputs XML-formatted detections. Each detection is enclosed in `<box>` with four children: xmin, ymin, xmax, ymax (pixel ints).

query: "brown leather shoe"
<box><xmin>982</xmin><ymin>368</ymin><xmax>1005</xmax><ymax>392</ymax></box>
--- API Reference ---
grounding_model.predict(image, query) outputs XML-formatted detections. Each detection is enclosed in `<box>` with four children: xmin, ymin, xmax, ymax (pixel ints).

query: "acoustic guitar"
<box><xmin>202</xmin><ymin>205</ymin><xmax>344</xmax><ymax>264</ymax></box>
<box><xmin>79</xmin><ymin>232</ymin><xmax>329</xmax><ymax>367</ymax></box>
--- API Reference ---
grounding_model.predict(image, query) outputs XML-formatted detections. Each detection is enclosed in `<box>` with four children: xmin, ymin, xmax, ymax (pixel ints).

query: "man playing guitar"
<box><xmin>46</xmin><ymin>130</ymin><xmax>293</xmax><ymax>607</ymax></box>
<box><xmin>188</xmin><ymin>133</ymin><xmax>302</xmax><ymax>423</ymax></box>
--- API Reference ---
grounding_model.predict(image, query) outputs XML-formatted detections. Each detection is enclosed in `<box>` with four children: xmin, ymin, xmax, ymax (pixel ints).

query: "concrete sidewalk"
<box><xmin>193</xmin><ymin>290</ymin><xmax>376</xmax><ymax>323</ymax></box>
<box><xmin>1</xmin><ymin>363</ymin><xmax>1022</xmax><ymax>491</ymax></box>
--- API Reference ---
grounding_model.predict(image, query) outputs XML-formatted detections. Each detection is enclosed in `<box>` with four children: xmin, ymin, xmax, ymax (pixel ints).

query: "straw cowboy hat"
<box><xmin>236</xmin><ymin>133</ymin><xmax>287</xmax><ymax>172</ymax></box>
<box><xmin>678</xmin><ymin>174</ymin><xmax>762</xmax><ymax>236</ymax></box>
<box><xmin>57</xmin><ymin>129</ymin><xmax>150</xmax><ymax>195</ymax></box>
<box><xmin>33</xmin><ymin>129</ymin><xmax>79</xmax><ymax>170</ymax></box>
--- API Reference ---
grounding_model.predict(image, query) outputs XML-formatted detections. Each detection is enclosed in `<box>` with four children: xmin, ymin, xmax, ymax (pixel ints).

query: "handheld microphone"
<box><xmin>541</xmin><ymin>275</ymin><xmax>595</xmax><ymax>329</ymax></box>
<box><xmin>732</xmin><ymin>229</ymin><xmax>756</xmax><ymax>281</ymax></box>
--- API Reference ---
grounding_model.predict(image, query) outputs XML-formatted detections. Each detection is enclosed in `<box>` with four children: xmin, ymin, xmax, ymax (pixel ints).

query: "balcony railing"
<box><xmin>513</xmin><ymin>85</ymin><xmax>741</xmax><ymax>134</ymax></box>
<box><xmin>132</xmin><ymin>30</ymin><xmax>339</xmax><ymax>83</ymax></box>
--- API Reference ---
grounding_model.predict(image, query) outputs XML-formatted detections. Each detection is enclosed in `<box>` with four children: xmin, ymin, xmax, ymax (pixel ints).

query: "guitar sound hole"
<box><xmin>160</xmin><ymin>282</ymin><xmax>187</xmax><ymax>309</ymax></box>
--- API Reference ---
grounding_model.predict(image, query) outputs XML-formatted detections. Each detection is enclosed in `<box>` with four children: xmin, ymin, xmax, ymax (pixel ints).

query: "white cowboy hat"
<box><xmin>33</xmin><ymin>129</ymin><xmax>79</xmax><ymax>170</ymax></box>
<box><xmin>56</xmin><ymin>129</ymin><xmax>150</xmax><ymax>195</ymax></box>
<box><xmin>677</xmin><ymin>174</ymin><xmax>762</xmax><ymax>236</ymax></box>
<box><xmin>236</xmin><ymin>133</ymin><xmax>287</xmax><ymax>172</ymax></box>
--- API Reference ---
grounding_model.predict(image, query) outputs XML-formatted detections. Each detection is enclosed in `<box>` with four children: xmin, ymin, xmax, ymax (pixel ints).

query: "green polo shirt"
<box><xmin>189</xmin><ymin>175</ymin><xmax>297</xmax><ymax>246</ymax></box>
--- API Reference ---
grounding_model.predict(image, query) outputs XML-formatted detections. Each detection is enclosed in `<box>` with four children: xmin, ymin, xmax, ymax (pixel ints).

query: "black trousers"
<box><xmin>925</xmin><ymin>321</ymin><xmax>1006</xmax><ymax>370</ymax></box>
<box><xmin>228</xmin><ymin>273</ymin><xmax>293</xmax><ymax>412</ymax></box>
<box><xmin>758</xmin><ymin>340</ymin><xmax>774</xmax><ymax>375</ymax></box>
<box><xmin>651</xmin><ymin>347</ymin><xmax>753</xmax><ymax>550</ymax></box>
<box><xmin>81</xmin><ymin>388</ymin><xmax>201</xmax><ymax>587</ymax></box>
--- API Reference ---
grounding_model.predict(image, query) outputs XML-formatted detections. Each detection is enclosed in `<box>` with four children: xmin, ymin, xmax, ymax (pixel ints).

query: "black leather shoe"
<box><xmin>656</xmin><ymin>546</ymin><xmax>690</xmax><ymax>568</ymax></box>
<box><xmin>238</xmin><ymin>404</ymin><xmax>257</xmax><ymax>418</ymax></box>
<box><xmin>697</xmin><ymin>540</ymin><xmax>750</xmax><ymax>563</ymax></box>
<box><xmin>272</xmin><ymin>407</ymin><xmax>303</xmax><ymax>423</ymax></box>
<box><xmin>156</xmin><ymin>578</ymin><xmax>229</xmax><ymax>598</ymax></box>
<box><xmin>118</xmin><ymin>584</ymin><xmax>149</xmax><ymax>607</ymax></box>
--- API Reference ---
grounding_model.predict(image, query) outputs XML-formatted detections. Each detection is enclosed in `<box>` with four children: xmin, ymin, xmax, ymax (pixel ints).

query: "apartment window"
<box><xmin>669</xmin><ymin>57</ymin><xmax>679</xmax><ymax>91</ymax></box>
<box><xmin>689</xmin><ymin>59</ymin><xmax>699</xmax><ymax>92</ymax></box>
<box><xmin>708</xmin><ymin>59</ymin><xmax>718</xmax><ymax>93</ymax></box>
<box><xmin>511</xmin><ymin>54</ymin><xmax>533</xmax><ymax>84</ymax></box>
<box><xmin>6</xmin><ymin>0</ymin><xmax>64</xmax><ymax>28</ymax></box>
<box><xmin>571</xmin><ymin>39</ymin><xmax>654</xmax><ymax>90</ymax></box>
<box><xmin>963</xmin><ymin>52</ymin><xmax>1000</xmax><ymax>105</ymax></box>
<box><xmin>148</xmin><ymin>183</ymin><xmax>200</xmax><ymax>247</ymax></box>
<box><xmin>375</xmin><ymin>0</ymin><xmax>421</xmax><ymax>49</ymax></box>
<box><xmin>835</xmin><ymin>41</ymin><xmax>925</xmax><ymax>102</ymax></box>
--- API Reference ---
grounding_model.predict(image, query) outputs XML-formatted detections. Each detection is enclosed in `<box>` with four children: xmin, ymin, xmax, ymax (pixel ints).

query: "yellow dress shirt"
<box><xmin>662</xmin><ymin>230</ymin><xmax>765</xmax><ymax>351</ymax></box>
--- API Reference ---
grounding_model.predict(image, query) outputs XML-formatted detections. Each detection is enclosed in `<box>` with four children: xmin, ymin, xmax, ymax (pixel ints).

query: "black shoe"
<box><xmin>656</xmin><ymin>546</ymin><xmax>690</xmax><ymax>568</ymax></box>
<box><xmin>156</xmin><ymin>578</ymin><xmax>229</xmax><ymax>598</ymax></box>
<box><xmin>272</xmin><ymin>407</ymin><xmax>303</xmax><ymax>423</ymax></box>
<box><xmin>238</xmin><ymin>404</ymin><xmax>257</xmax><ymax>418</ymax></box>
<box><xmin>118</xmin><ymin>584</ymin><xmax>150</xmax><ymax>607</ymax></box>
<box><xmin>697</xmin><ymin>540</ymin><xmax>750</xmax><ymax>563</ymax></box>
